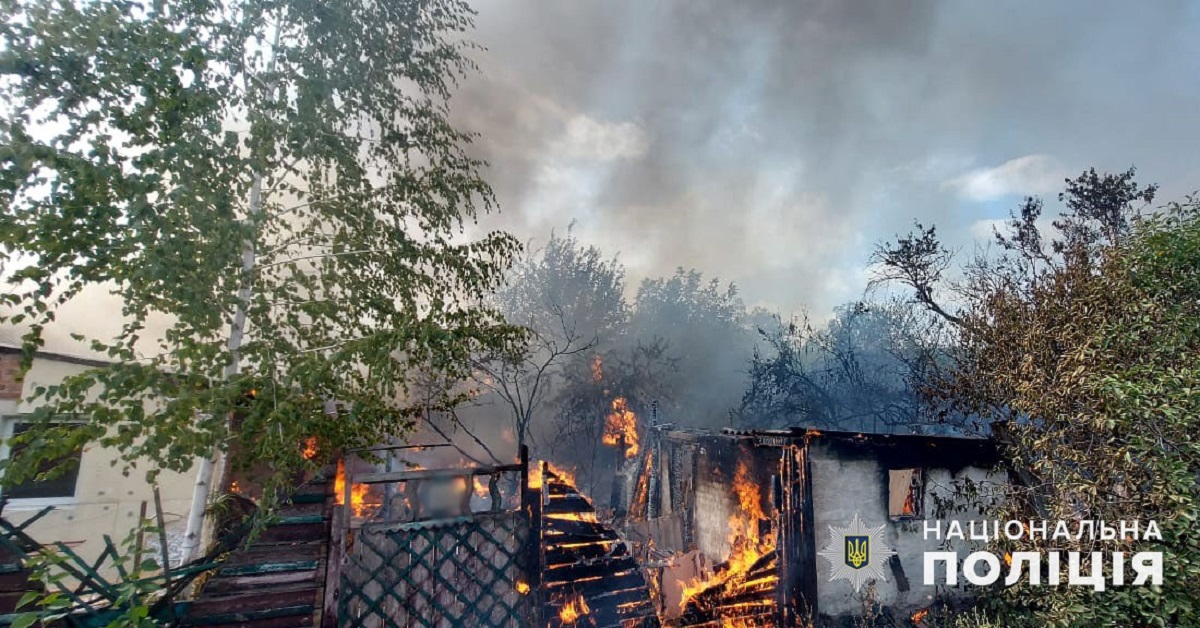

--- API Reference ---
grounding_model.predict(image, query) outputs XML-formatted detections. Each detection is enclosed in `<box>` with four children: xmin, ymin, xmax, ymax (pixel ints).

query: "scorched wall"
<box><xmin>808</xmin><ymin>440</ymin><xmax>1007</xmax><ymax>617</ymax></box>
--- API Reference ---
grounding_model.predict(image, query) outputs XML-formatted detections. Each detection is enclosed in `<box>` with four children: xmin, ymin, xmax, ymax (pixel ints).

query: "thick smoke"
<box><xmin>454</xmin><ymin>0</ymin><xmax>1200</xmax><ymax>317</ymax></box>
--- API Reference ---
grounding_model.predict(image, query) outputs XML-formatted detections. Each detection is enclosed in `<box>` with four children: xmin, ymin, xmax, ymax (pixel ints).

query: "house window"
<box><xmin>2</xmin><ymin>421</ymin><xmax>83</xmax><ymax>500</ymax></box>
<box><xmin>888</xmin><ymin>468</ymin><xmax>924</xmax><ymax>520</ymax></box>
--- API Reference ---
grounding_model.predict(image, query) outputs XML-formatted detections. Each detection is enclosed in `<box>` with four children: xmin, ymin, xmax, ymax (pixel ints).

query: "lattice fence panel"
<box><xmin>339</xmin><ymin>512</ymin><xmax>534</xmax><ymax>628</ymax></box>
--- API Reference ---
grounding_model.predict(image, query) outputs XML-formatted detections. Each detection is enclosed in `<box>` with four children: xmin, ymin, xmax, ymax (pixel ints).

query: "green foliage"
<box><xmin>876</xmin><ymin>170</ymin><xmax>1200</xmax><ymax>627</ymax></box>
<box><xmin>14</xmin><ymin>522</ymin><xmax>166</xmax><ymax>627</ymax></box>
<box><xmin>0</xmin><ymin>0</ymin><xmax>521</xmax><ymax>493</ymax></box>
<box><xmin>968</xmin><ymin>200</ymin><xmax>1200</xmax><ymax>627</ymax></box>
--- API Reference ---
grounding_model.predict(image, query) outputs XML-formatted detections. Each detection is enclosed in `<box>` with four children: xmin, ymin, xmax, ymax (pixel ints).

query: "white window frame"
<box><xmin>0</xmin><ymin>415</ymin><xmax>82</xmax><ymax>510</ymax></box>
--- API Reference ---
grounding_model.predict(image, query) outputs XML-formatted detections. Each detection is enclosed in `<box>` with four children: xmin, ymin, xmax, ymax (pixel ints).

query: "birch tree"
<box><xmin>0</xmin><ymin>0</ymin><xmax>521</xmax><ymax>521</ymax></box>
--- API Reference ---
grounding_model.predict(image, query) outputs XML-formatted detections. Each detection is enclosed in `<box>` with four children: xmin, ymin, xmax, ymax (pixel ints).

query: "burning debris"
<box><xmin>675</xmin><ymin>456</ymin><xmax>778</xmax><ymax>627</ymax></box>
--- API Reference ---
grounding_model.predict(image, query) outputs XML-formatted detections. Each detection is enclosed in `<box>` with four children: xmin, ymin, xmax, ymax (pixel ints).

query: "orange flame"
<box><xmin>516</xmin><ymin>580</ymin><xmax>530</xmax><ymax>595</ymax></box>
<box><xmin>558</xmin><ymin>592</ymin><xmax>590</xmax><ymax>624</ymax></box>
<box><xmin>591</xmin><ymin>355</ymin><xmax>603</xmax><ymax>383</ymax></box>
<box><xmin>529</xmin><ymin>461</ymin><xmax>579</xmax><ymax>491</ymax></box>
<box><xmin>547</xmin><ymin>461</ymin><xmax>578</xmax><ymax>487</ymax></box>
<box><xmin>528</xmin><ymin>465</ymin><xmax>543</xmax><ymax>490</ymax></box>
<box><xmin>302</xmin><ymin>436</ymin><xmax>318</xmax><ymax>460</ymax></box>
<box><xmin>679</xmin><ymin>457</ymin><xmax>776</xmax><ymax>611</ymax></box>
<box><xmin>631</xmin><ymin>450</ymin><xmax>653</xmax><ymax>514</ymax></box>
<box><xmin>333</xmin><ymin>460</ymin><xmax>373</xmax><ymax>518</ymax></box>
<box><xmin>912</xmin><ymin>608</ymin><xmax>930</xmax><ymax>624</ymax></box>
<box><xmin>603</xmin><ymin>397</ymin><xmax>639</xmax><ymax>459</ymax></box>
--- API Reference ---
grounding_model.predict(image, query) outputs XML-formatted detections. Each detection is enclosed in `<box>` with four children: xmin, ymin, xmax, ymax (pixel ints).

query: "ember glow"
<box><xmin>333</xmin><ymin>459</ymin><xmax>373</xmax><ymax>518</ymax></box>
<box><xmin>558</xmin><ymin>592</ymin><xmax>590</xmax><ymax>624</ymax></box>
<box><xmin>603</xmin><ymin>397</ymin><xmax>639</xmax><ymax>459</ymax></box>
<box><xmin>591</xmin><ymin>355</ymin><xmax>604</xmax><ymax>383</ymax></box>
<box><xmin>302</xmin><ymin>436</ymin><xmax>318</xmax><ymax>460</ymax></box>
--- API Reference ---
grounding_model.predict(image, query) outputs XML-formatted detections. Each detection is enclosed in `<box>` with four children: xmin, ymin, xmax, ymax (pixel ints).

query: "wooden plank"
<box><xmin>286</xmin><ymin>493</ymin><xmax>327</xmax><ymax>505</ymax></box>
<box><xmin>273</xmin><ymin>514</ymin><xmax>325</xmax><ymax>526</ymax></box>
<box><xmin>226</xmin><ymin>543</ymin><xmax>324</xmax><ymax>564</ymax></box>
<box><xmin>200</xmin><ymin>571</ymin><xmax>321</xmax><ymax>597</ymax></box>
<box><xmin>543</xmin><ymin>495</ymin><xmax>594</xmax><ymax>514</ymax></box>
<box><xmin>585</xmin><ymin>585</ymin><xmax>655</xmax><ymax>609</ymax></box>
<box><xmin>217</xmin><ymin>560</ymin><xmax>319</xmax><ymax>577</ymax></box>
<box><xmin>271</xmin><ymin>502</ymin><xmax>325</xmax><ymax>518</ymax></box>
<box><xmin>257</xmin><ymin>522</ymin><xmax>327</xmax><ymax>544</ymax></box>
<box><xmin>0</xmin><ymin>571</ymin><xmax>31</xmax><ymax>592</ymax></box>
<box><xmin>544</xmin><ymin>518</ymin><xmax>619</xmax><ymax>540</ymax></box>
<box><xmin>542</xmin><ymin>570</ymin><xmax>646</xmax><ymax>598</ymax></box>
<box><xmin>544</xmin><ymin>556</ymin><xmax>640</xmax><ymax>585</ymax></box>
<box><xmin>181</xmin><ymin>603</ymin><xmax>315</xmax><ymax>626</ymax></box>
<box><xmin>544</xmin><ymin>541</ymin><xmax>625</xmax><ymax>566</ymax></box>
<box><xmin>186</xmin><ymin>586</ymin><xmax>317</xmax><ymax>616</ymax></box>
<box><xmin>353</xmin><ymin>465</ymin><xmax>522</xmax><ymax>485</ymax></box>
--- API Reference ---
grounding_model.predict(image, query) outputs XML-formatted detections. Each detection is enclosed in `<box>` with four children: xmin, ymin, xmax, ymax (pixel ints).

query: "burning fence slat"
<box><xmin>540</xmin><ymin>466</ymin><xmax>660</xmax><ymax>628</ymax></box>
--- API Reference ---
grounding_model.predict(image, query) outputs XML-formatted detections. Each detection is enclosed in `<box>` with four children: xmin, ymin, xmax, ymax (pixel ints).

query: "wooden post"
<box><xmin>322</xmin><ymin>460</ymin><xmax>344</xmax><ymax>628</ymax></box>
<box><xmin>610</xmin><ymin>433</ymin><xmax>626</xmax><ymax>516</ymax></box>
<box><xmin>780</xmin><ymin>443</ymin><xmax>818</xmax><ymax>624</ymax></box>
<box><xmin>133</xmin><ymin>500</ymin><xmax>148</xmax><ymax>574</ymax></box>
<box><xmin>517</xmin><ymin>446</ymin><xmax>540</xmax><ymax>626</ymax></box>
<box><xmin>152</xmin><ymin>486</ymin><xmax>176</xmax><ymax>622</ymax></box>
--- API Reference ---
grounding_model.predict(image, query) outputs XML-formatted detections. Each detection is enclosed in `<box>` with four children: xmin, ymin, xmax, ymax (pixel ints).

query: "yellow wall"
<box><xmin>0</xmin><ymin>355</ymin><xmax>197</xmax><ymax>575</ymax></box>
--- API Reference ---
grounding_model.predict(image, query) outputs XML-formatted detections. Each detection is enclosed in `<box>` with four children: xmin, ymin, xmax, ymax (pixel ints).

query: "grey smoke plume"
<box><xmin>455</xmin><ymin>0</ymin><xmax>1200</xmax><ymax>317</ymax></box>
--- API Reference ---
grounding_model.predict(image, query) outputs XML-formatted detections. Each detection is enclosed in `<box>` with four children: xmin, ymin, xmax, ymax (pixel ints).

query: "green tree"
<box><xmin>874</xmin><ymin>169</ymin><xmax>1200</xmax><ymax>626</ymax></box>
<box><xmin>0</xmin><ymin>0</ymin><xmax>520</xmax><ymax>556</ymax></box>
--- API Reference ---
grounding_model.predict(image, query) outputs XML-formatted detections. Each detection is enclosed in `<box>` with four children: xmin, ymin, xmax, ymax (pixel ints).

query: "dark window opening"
<box><xmin>4</xmin><ymin>422</ymin><xmax>82</xmax><ymax>500</ymax></box>
<box><xmin>888</xmin><ymin>468</ymin><xmax>924</xmax><ymax>520</ymax></box>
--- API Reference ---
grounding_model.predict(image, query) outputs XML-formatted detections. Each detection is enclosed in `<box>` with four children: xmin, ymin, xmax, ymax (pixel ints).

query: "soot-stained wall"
<box><xmin>808</xmin><ymin>438</ymin><xmax>1007</xmax><ymax>618</ymax></box>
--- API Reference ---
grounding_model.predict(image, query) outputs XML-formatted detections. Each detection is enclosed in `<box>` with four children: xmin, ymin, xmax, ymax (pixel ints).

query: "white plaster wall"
<box><xmin>693</xmin><ymin>471</ymin><xmax>734</xmax><ymax>562</ymax></box>
<box><xmin>2</xmin><ymin>356</ymin><xmax>196</xmax><ymax>576</ymax></box>
<box><xmin>809</xmin><ymin>442</ymin><xmax>1007</xmax><ymax>618</ymax></box>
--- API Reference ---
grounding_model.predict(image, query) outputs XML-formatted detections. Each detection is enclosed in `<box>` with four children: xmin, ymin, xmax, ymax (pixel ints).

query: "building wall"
<box><xmin>0</xmin><ymin>354</ymin><xmax>197</xmax><ymax>574</ymax></box>
<box><xmin>808</xmin><ymin>441</ymin><xmax>1007</xmax><ymax>618</ymax></box>
<box><xmin>693</xmin><ymin>453</ymin><xmax>735</xmax><ymax>561</ymax></box>
<box><xmin>0</xmin><ymin>352</ymin><xmax>25</xmax><ymax>402</ymax></box>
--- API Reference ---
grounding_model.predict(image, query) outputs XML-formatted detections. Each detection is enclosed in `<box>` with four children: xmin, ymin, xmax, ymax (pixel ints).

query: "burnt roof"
<box><xmin>656</xmin><ymin>425</ymin><xmax>1001</xmax><ymax>469</ymax></box>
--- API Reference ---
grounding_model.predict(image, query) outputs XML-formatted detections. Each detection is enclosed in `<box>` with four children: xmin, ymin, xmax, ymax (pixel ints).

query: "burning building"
<box><xmin>624</xmin><ymin>426</ymin><xmax>1006</xmax><ymax>625</ymax></box>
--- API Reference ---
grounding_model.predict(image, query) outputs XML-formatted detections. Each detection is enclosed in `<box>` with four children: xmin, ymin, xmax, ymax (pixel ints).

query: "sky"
<box><xmin>7</xmin><ymin>0</ymin><xmax>1200</xmax><ymax>358</ymax></box>
<box><xmin>452</xmin><ymin>0</ymin><xmax>1200</xmax><ymax>317</ymax></box>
